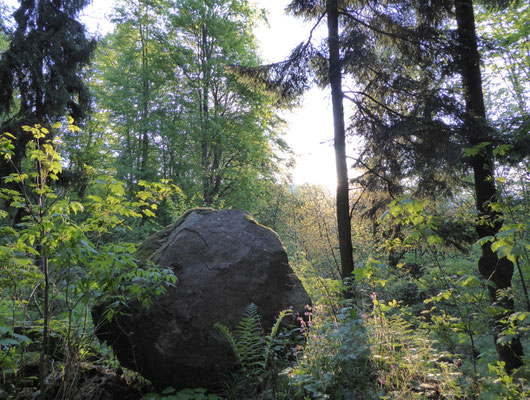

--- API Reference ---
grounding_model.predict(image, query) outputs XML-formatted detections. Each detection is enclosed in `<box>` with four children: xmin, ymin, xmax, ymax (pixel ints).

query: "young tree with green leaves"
<box><xmin>0</xmin><ymin>121</ymin><xmax>178</xmax><ymax>398</ymax></box>
<box><xmin>478</xmin><ymin>2</ymin><xmax>530</xmax><ymax>163</ymax></box>
<box><xmin>162</xmin><ymin>0</ymin><xmax>285</xmax><ymax>207</ymax></box>
<box><xmin>92</xmin><ymin>0</ymin><xmax>167</xmax><ymax>191</ymax></box>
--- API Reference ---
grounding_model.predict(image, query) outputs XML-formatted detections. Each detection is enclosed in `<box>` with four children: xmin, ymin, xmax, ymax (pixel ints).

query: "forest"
<box><xmin>0</xmin><ymin>0</ymin><xmax>528</xmax><ymax>399</ymax></box>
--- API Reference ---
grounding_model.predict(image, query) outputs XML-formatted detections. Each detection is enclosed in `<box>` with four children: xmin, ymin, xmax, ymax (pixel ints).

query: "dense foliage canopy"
<box><xmin>0</xmin><ymin>0</ymin><xmax>528</xmax><ymax>399</ymax></box>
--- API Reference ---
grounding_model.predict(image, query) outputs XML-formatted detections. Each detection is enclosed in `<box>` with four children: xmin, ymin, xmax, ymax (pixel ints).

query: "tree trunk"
<box><xmin>454</xmin><ymin>0</ymin><xmax>524</xmax><ymax>373</ymax></box>
<box><xmin>38</xmin><ymin>253</ymin><xmax>49</xmax><ymax>400</ymax></box>
<box><xmin>139</xmin><ymin>7</ymin><xmax>150</xmax><ymax>179</ymax></box>
<box><xmin>327</xmin><ymin>0</ymin><xmax>354</xmax><ymax>283</ymax></box>
<box><xmin>200</xmin><ymin>24</ymin><xmax>212</xmax><ymax>206</ymax></box>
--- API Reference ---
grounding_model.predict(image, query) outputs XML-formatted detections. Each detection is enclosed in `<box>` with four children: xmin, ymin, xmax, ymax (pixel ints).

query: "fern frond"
<box><xmin>216</xmin><ymin>303</ymin><xmax>295</xmax><ymax>395</ymax></box>
<box><xmin>263</xmin><ymin>309</ymin><xmax>293</xmax><ymax>368</ymax></box>
<box><xmin>235</xmin><ymin>303</ymin><xmax>265</xmax><ymax>370</ymax></box>
<box><xmin>214</xmin><ymin>322</ymin><xmax>243</xmax><ymax>366</ymax></box>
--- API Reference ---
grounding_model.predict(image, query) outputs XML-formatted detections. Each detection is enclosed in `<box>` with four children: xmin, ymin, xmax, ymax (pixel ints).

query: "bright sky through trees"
<box><xmin>82</xmin><ymin>0</ymin><xmax>339</xmax><ymax>190</ymax></box>
<box><xmin>2</xmin><ymin>0</ymin><xmax>339</xmax><ymax>189</ymax></box>
<box><xmin>252</xmin><ymin>2</ymin><xmax>337</xmax><ymax>190</ymax></box>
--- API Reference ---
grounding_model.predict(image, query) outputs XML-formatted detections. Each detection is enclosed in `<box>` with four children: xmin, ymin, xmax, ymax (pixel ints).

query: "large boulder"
<box><xmin>93</xmin><ymin>208</ymin><xmax>310</xmax><ymax>390</ymax></box>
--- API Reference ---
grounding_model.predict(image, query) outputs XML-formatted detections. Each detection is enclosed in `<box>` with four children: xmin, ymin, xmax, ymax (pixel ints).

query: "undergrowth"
<box><xmin>214</xmin><ymin>303</ymin><xmax>293</xmax><ymax>399</ymax></box>
<box><xmin>369</xmin><ymin>298</ymin><xmax>468</xmax><ymax>399</ymax></box>
<box><xmin>286</xmin><ymin>301</ymin><xmax>377</xmax><ymax>399</ymax></box>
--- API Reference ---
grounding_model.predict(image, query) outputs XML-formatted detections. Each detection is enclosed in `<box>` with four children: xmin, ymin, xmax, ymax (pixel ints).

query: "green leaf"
<box><xmin>109</xmin><ymin>182</ymin><xmax>125</xmax><ymax>196</ymax></box>
<box><xmin>427</xmin><ymin>234</ymin><xmax>443</xmax><ymax>245</ymax></box>
<box><xmin>142</xmin><ymin>209</ymin><xmax>156</xmax><ymax>218</ymax></box>
<box><xmin>462</xmin><ymin>276</ymin><xmax>480</xmax><ymax>287</ymax></box>
<box><xmin>2</xmin><ymin>132</ymin><xmax>16</xmax><ymax>140</ymax></box>
<box><xmin>0</xmin><ymin>338</ymin><xmax>20</xmax><ymax>346</ymax></box>
<box><xmin>162</xmin><ymin>387</ymin><xmax>176</xmax><ymax>394</ymax></box>
<box><xmin>0</xmin><ymin>326</ymin><xmax>11</xmax><ymax>335</ymax></box>
<box><xmin>491</xmin><ymin>240</ymin><xmax>506</xmax><ymax>253</ymax></box>
<box><xmin>493</xmin><ymin>144</ymin><xmax>512</xmax><ymax>156</ymax></box>
<box><xmin>11</xmin><ymin>333</ymin><xmax>30</xmax><ymax>343</ymax></box>
<box><xmin>462</xmin><ymin>142</ymin><xmax>491</xmax><ymax>157</ymax></box>
<box><xmin>476</xmin><ymin>236</ymin><xmax>494</xmax><ymax>246</ymax></box>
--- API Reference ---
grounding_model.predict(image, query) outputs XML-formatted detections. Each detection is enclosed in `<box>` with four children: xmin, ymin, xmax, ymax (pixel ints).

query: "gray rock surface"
<box><xmin>93</xmin><ymin>208</ymin><xmax>310</xmax><ymax>390</ymax></box>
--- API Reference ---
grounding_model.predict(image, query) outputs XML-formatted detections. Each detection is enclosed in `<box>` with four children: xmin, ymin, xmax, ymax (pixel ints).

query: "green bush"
<box><xmin>287</xmin><ymin>301</ymin><xmax>377</xmax><ymax>399</ymax></box>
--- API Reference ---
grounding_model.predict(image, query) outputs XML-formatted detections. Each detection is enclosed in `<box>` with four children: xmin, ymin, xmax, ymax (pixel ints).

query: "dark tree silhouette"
<box><xmin>326</xmin><ymin>0</ymin><xmax>354</xmax><ymax>282</ymax></box>
<box><xmin>454</xmin><ymin>0</ymin><xmax>523</xmax><ymax>372</ymax></box>
<box><xmin>337</xmin><ymin>0</ymin><xmax>524</xmax><ymax>372</ymax></box>
<box><xmin>0</xmin><ymin>0</ymin><xmax>95</xmax><ymax>186</ymax></box>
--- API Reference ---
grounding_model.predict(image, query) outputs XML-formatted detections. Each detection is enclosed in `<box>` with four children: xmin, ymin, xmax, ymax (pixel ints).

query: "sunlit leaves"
<box><xmin>493</xmin><ymin>144</ymin><xmax>513</xmax><ymax>157</ymax></box>
<box><xmin>0</xmin><ymin>132</ymin><xmax>15</xmax><ymax>160</ymax></box>
<box><xmin>0</xmin><ymin>122</ymin><xmax>179</xmax><ymax>367</ymax></box>
<box><xmin>382</xmin><ymin>196</ymin><xmax>442</xmax><ymax>249</ymax></box>
<box><xmin>354</xmin><ymin>258</ymin><xmax>388</xmax><ymax>288</ymax></box>
<box><xmin>91</xmin><ymin>0</ymin><xmax>286</xmax><ymax>209</ymax></box>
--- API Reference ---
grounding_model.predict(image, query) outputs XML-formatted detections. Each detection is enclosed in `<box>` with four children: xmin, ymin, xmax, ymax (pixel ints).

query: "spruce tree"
<box><xmin>254</xmin><ymin>0</ymin><xmax>526</xmax><ymax>373</ymax></box>
<box><xmin>454</xmin><ymin>0</ymin><xmax>524</xmax><ymax>372</ymax></box>
<box><xmin>0</xmin><ymin>0</ymin><xmax>95</xmax><ymax>185</ymax></box>
<box><xmin>336</xmin><ymin>0</ymin><xmax>525</xmax><ymax>372</ymax></box>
